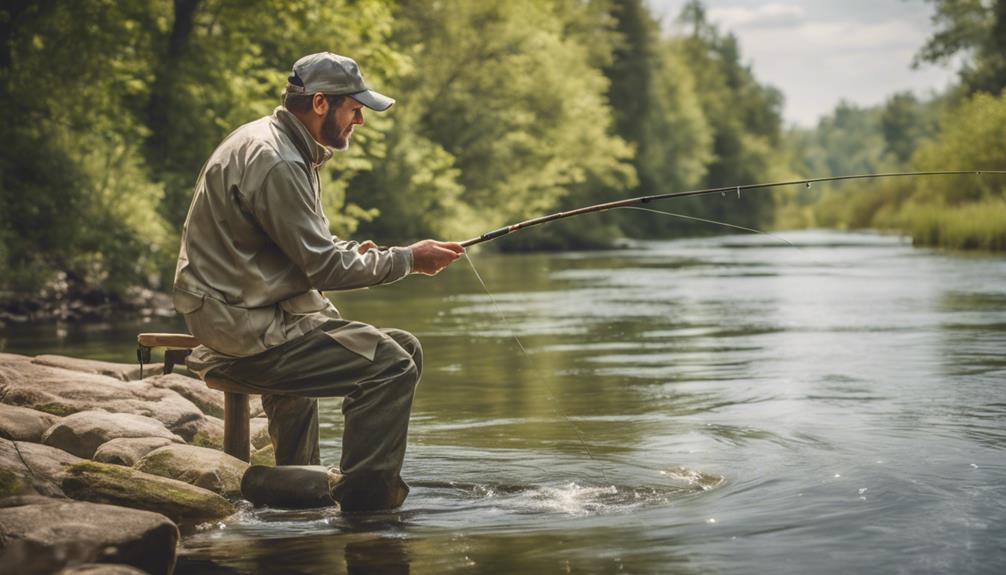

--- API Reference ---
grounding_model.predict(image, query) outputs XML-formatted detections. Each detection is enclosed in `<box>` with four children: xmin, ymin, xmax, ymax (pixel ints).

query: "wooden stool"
<box><xmin>137</xmin><ymin>333</ymin><xmax>252</xmax><ymax>462</ymax></box>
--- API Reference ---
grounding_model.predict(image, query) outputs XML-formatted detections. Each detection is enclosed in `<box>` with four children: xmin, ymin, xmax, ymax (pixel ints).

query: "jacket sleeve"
<box><xmin>250</xmin><ymin>160</ymin><xmax>412</xmax><ymax>290</ymax></box>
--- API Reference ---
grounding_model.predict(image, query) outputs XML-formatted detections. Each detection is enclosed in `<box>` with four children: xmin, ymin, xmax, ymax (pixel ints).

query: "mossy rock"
<box><xmin>0</xmin><ymin>468</ymin><xmax>24</xmax><ymax>498</ymax></box>
<box><xmin>250</xmin><ymin>444</ymin><xmax>275</xmax><ymax>467</ymax></box>
<box><xmin>0</xmin><ymin>438</ymin><xmax>67</xmax><ymax>498</ymax></box>
<box><xmin>174</xmin><ymin>415</ymin><xmax>224</xmax><ymax>450</ymax></box>
<box><xmin>134</xmin><ymin>444</ymin><xmax>248</xmax><ymax>498</ymax></box>
<box><xmin>34</xmin><ymin>403</ymin><xmax>77</xmax><ymax>417</ymax></box>
<box><xmin>60</xmin><ymin>460</ymin><xmax>234</xmax><ymax>528</ymax></box>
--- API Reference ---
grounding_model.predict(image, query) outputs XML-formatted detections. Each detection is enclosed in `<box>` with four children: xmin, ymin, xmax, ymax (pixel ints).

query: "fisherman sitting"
<box><xmin>172</xmin><ymin>52</ymin><xmax>464</xmax><ymax>511</ymax></box>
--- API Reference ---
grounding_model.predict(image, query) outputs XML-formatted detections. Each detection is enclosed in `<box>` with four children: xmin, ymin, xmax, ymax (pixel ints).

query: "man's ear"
<box><xmin>311</xmin><ymin>93</ymin><xmax>328</xmax><ymax>116</ymax></box>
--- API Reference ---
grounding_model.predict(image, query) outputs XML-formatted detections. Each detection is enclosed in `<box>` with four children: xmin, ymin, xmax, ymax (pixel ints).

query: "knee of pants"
<box><xmin>384</xmin><ymin>329</ymin><xmax>423</xmax><ymax>377</ymax></box>
<box><xmin>373</xmin><ymin>340</ymin><xmax>421</xmax><ymax>393</ymax></box>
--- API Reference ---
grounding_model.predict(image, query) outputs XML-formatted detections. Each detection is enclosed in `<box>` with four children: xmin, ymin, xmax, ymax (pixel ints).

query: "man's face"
<box><xmin>320</xmin><ymin>96</ymin><xmax>365</xmax><ymax>150</ymax></box>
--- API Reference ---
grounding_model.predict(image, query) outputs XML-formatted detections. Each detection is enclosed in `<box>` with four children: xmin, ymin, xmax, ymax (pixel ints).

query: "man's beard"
<box><xmin>320</xmin><ymin>106</ymin><xmax>351</xmax><ymax>150</ymax></box>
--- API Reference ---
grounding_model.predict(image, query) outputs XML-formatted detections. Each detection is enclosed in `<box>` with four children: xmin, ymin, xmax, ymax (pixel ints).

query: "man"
<box><xmin>173</xmin><ymin>52</ymin><xmax>463</xmax><ymax>511</ymax></box>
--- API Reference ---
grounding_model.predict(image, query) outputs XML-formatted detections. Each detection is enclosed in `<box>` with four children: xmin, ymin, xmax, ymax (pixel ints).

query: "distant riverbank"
<box><xmin>0</xmin><ymin>281</ymin><xmax>174</xmax><ymax>326</ymax></box>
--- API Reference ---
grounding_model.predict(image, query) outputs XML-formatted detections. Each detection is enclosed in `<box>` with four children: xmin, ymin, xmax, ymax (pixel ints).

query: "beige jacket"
<box><xmin>174</xmin><ymin>107</ymin><xmax>412</xmax><ymax>375</ymax></box>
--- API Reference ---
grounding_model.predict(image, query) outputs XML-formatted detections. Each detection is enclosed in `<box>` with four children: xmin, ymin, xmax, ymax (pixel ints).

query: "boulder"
<box><xmin>173</xmin><ymin>414</ymin><xmax>224</xmax><ymax>449</ymax></box>
<box><xmin>93</xmin><ymin>437</ymin><xmax>175</xmax><ymax>467</ymax></box>
<box><xmin>240</xmin><ymin>465</ymin><xmax>337</xmax><ymax>508</ymax></box>
<box><xmin>42</xmin><ymin>411</ymin><xmax>183</xmax><ymax>459</ymax></box>
<box><xmin>0</xmin><ymin>498</ymin><xmax>177</xmax><ymax>575</ymax></box>
<box><xmin>0</xmin><ymin>361</ymin><xmax>203</xmax><ymax>433</ymax></box>
<box><xmin>135</xmin><ymin>444</ymin><xmax>248</xmax><ymax>498</ymax></box>
<box><xmin>60</xmin><ymin>460</ymin><xmax>235</xmax><ymax>527</ymax></box>
<box><xmin>30</xmin><ymin>355</ymin><xmax>159</xmax><ymax>382</ymax></box>
<box><xmin>0</xmin><ymin>439</ymin><xmax>66</xmax><ymax>498</ymax></box>
<box><xmin>250</xmin><ymin>444</ymin><xmax>275</xmax><ymax>467</ymax></box>
<box><xmin>250</xmin><ymin>417</ymin><xmax>271</xmax><ymax>449</ymax></box>
<box><xmin>145</xmin><ymin>373</ymin><xmax>223</xmax><ymax>417</ymax></box>
<box><xmin>0</xmin><ymin>403</ymin><xmax>60</xmax><ymax>442</ymax></box>
<box><xmin>13</xmin><ymin>440</ymin><xmax>85</xmax><ymax>483</ymax></box>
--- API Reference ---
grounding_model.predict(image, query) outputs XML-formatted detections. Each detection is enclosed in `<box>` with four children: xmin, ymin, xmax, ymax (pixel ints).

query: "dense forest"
<box><xmin>1</xmin><ymin>0</ymin><xmax>1004</xmax><ymax>307</ymax></box>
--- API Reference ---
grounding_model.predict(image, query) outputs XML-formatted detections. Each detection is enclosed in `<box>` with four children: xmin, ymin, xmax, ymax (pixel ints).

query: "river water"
<box><xmin>2</xmin><ymin>230</ymin><xmax>1004</xmax><ymax>574</ymax></box>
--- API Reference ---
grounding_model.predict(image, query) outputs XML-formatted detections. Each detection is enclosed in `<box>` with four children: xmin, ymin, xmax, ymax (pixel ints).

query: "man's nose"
<box><xmin>354</xmin><ymin>110</ymin><xmax>365</xmax><ymax>126</ymax></box>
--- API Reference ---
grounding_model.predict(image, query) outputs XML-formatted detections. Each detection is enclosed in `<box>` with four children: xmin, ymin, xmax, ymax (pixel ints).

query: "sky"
<box><xmin>645</xmin><ymin>0</ymin><xmax>960</xmax><ymax>126</ymax></box>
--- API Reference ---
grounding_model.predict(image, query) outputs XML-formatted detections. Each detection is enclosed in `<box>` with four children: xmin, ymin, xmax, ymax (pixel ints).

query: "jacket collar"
<box><xmin>272</xmin><ymin>106</ymin><xmax>333</xmax><ymax>169</ymax></box>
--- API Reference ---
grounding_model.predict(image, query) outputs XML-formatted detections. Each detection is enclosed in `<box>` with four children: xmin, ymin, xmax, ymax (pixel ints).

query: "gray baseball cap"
<box><xmin>286</xmin><ymin>52</ymin><xmax>394</xmax><ymax>112</ymax></box>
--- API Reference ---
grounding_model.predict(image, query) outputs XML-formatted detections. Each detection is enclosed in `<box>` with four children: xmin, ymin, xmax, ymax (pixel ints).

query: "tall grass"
<box><xmin>898</xmin><ymin>199</ymin><xmax>1006</xmax><ymax>250</ymax></box>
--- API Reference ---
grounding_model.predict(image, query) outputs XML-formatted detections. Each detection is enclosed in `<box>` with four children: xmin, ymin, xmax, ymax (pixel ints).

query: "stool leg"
<box><xmin>224</xmin><ymin>392</ymin><xmax>250</xmax><ymax>462</ymax></box>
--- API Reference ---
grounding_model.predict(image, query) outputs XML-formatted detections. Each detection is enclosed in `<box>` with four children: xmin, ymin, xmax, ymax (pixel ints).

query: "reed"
<box><xmin>898</xmin><ymin>199</ymin><xmax>1006</xmax><ymax>251</ymax></box>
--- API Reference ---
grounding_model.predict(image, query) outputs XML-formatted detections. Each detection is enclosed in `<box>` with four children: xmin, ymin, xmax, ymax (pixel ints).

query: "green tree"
<box><xmin>355</xmin><ymin>0</ymin><xmax>635</xmax><ymax>245</ymax></box>
<box><xmin>598</xmin><ymin>0</ymin><xmax>712</xmax><ymax>239</ymax></box>
<box><xmin>917</xmin><ymin>0</ymin><xmax>1006</xmax><ymax>94</ymax></box>
<box><xmin>0</xmin><ymin>0</ymin><xmax>169</xmax><ymax>294</ymax></box>
<box><xmin>674</xmin><ymin>0</ymin><xmax>786</xmax><ymax>230</ymax></box>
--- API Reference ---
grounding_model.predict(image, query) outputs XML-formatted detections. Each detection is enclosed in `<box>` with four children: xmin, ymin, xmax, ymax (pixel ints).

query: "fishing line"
<box><xmin>459</xmin><ymin>206</ymin><xmax>806</xmax><ymax>485</ymax></box>
<box><xmin>462</xmin><ymin>251</ymin><xmax>610</xmax><ymax>484</ymax></box>
<box><xmin>620</xmin><ymin>206</ymin><xmax>798</xmax><ymax>248</ymax></box>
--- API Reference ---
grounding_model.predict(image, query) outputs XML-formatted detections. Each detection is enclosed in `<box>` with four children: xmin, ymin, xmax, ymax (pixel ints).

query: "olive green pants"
<box><xmin>209</xmin><ymin>321</ymin><xmax>422</xmax><ymax>511</ymax></box>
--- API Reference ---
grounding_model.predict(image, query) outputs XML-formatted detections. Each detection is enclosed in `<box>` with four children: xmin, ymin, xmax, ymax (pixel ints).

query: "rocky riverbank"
<box><xmin>0</xmin><ymin>283</ymin><xmax>175</xmax><ymax>325</ymax></box>
<box><xmin>0</xmin><ymin>352</ymin><xmax>284</xmax><ymax>574</ymax></box>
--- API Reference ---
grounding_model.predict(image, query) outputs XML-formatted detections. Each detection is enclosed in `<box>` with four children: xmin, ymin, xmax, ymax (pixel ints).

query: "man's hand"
<box><xmin>357</xmin><ymin>240</ymin><xmax>379</xmax><ymax>254</ymax></box>
<box><xmin>409</xmin><ymin>239</ymin><xmax>464</xmax><ymax>276</ymax></box>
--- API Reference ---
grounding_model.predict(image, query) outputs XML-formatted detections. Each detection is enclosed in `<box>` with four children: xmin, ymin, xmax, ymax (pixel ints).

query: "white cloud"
<box><xmin>708</xmin><ymin>3</ymin><xmax>805</xmax><ymax>28</ymax></box>
<box><xmin>646</xmin><ymin>0</ymin><xmax>958</xmax><ymax>125</ymax></box>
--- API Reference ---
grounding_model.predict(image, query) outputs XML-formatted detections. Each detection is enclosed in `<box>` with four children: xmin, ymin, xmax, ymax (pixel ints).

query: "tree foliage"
<box><xmin>0</xmin><ymin>0</ymin><xmax>795</xmax><ymax>299</ymax></box>
<box><xmin>916</xmin><ymin>0</ymin><xmax>1006</xmax><ymax>94</ymax></box>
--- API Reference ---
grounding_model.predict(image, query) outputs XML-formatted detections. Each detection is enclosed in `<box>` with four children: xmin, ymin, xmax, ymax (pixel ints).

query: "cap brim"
<box><xmin>352</xmin><ymin>89</ymin><xmax>395</xmax><ymax>112</ymax></box>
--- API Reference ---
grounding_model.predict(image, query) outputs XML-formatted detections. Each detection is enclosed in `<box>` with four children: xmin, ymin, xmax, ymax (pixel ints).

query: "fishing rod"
<box><xmin>457</xmin><ymin>170</ymin><xmax>1006</xmax><ymax>247</ymax></box>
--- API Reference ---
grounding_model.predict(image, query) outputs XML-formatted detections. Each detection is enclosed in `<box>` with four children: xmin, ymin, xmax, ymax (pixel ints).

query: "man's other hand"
<box><xmin>357</xmin><ymin>240</ymin><xmax>379</xmax><ymax>254</ymax></box>
<box><xmin>409</xmin><ymin>239</ymin><xmax>464</xmax><ymax>276</ymax></box>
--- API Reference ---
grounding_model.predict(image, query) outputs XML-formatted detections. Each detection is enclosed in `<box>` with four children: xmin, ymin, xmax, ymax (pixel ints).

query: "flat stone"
<box><xmin>145</xmin><ymin>373</ymin><xmax>223</xmax><ymax>417</ymax></box>
<box><xmin>0</xmin><ymin>403</ymin><xmax>60</xmax><ymax>442</ymax></box>
<box><xmin>135</xmin><ymin>444</ymin><xmax>248</xmax><ymax>498</ymax></box>
<box><xmin>0</xmin><ymin>498</ymin><xmax>177</xmax><ymax>575</ymax></box>
<box><xmin>93</xmin><ymin>437</ymin><xmax>175</xmax><ymax>467</ymax></box>
<box><xmin>31</xmin><ymin>355</ymin><xmax>159</xmax><ymax>382</ymax></box>
<box><xmin>60</xmin><ymin>460</ymin><xmax>235</xmax><ymax>527</ymax></box>
<box><xmin>42</xmin><ymin>411</ymin><xmax>183</xmax><ymax>459</ymax></box>
<box><xmin>0</xmin><ymin>360</ymin><xmax>203</xmax><ymax>433</ymax></box>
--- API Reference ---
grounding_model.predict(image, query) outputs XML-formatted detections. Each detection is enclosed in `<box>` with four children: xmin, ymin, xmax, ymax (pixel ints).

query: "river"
<box><xmin>2</xmin><ymin>230</ymin><xmax>1004</xmax><ymax>574</ymax></box>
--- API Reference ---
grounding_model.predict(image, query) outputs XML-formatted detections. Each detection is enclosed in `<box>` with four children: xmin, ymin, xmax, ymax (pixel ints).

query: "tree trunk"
<box><xmin>145</xmin><ymin>0</ymin><xmax>201</xmax><ymax>160</ymax></box>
